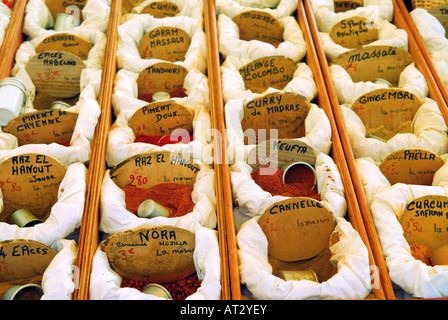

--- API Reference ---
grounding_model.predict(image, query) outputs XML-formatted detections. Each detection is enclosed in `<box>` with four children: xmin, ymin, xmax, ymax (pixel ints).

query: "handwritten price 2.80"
<box><xmin>0</xmin><ymin>178</ymin><xmax>22</xmax><ymax>192</ymax></box>
<box><xmin>128</xmin><ymin>174</ymin><xmax>148</xmax><ymax>187</ymax></box>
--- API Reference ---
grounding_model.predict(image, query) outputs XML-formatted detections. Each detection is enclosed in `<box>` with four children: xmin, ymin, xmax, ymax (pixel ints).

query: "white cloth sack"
<box><xmin>308</xmin><ymin>0</ymin><xmax>393</xmax><ymax>32</ymax></box>
<box><xmin>100</xmin><ymin>164</ymin><xmax>216</xmax><ymax>233</ymax></box>
<box><xmin>330</xmin><ymin>63</ymin><xmax>429</xmax><ymax>105</ymax></box>
<box><xmin>320</xmin><ymin>18</ymin><xmax>408</xmax><ymax>61</ymax></box>
<box><xmin>117</xmin><ymin>14</ymin><xmax>206</xmax><ymax>74</ymax></box>
<box><xmin>216</xmin><ymin>0</ymin><xmax>298</xmax><ymax>18</ymax></box>
<box><xmin>237</xmin><ymin>215</ymin><xmax>371</xmax><ymax>299</ymax></box>
<box><xmin>112</xmin><ymin>68</ymin><xmax>209</xmax><ymax>115</ymax></box>
<box><xmin>221</xmin><ymin>55</ymin><xmax>317</xmax><ymax>103</ymax></box>
<box><xmin>0</xmin><ymin>160</ymin><xmax>87</xmax><ymax>245</ymax></box>
<box><xmin>341</xmin><ymin>97</ymin><xmax>448</xmax><ymax>162</ymax></box>
<box><xmin>89</xmin><ymin>222</ymin><xmax>221</xmax><ymax>300</ymax></box>
<box><xmin>369</xmin><ymin>183</ymin><xmax>448</xmax><ymax>298</ymax></box>
<box><xmin>106</xmin><ymin>104</ymin><xmax>213</xmax><ymax>167</ymax></box>
<box><xmin>23</xmin><ymin>0</ymin><xmax>111</xmax><ymax>39</ymax></box>
<box><xmin>129</xmin><ymin>0</ymin><xmax>204</xmax><ymax>20</ymax></box>
<box><xmin>217</xmin><ymin>13</ymin><xmax>306</xmax><ymax>61</ymax></box>
<box><xmin>225</xmin><ymin>91</ymin><xmax>332</xmax><ymax>163</ymax></box>
<box><xmin>0</xmin><ymin>3</ymin><xmax>10</xmax><ymax>47</ymax></box>
<box><xmin>222</xmin><ymin>0</ymin><xmax>282</xmax><ymax>8</ymax></box>
<box><xmin>230</xmin><ymin>152</ymin><xmax>347</xmax><ymax>219</ymax></box>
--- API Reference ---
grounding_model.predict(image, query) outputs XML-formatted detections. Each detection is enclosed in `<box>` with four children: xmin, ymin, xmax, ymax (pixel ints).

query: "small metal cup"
<box><xmin>50</xmin><ymin>101</ymin><xmax>71</xmax><ymax>110</ymax></box>
<box><xmin>54</xmin><ymin>13</ymin><xmax>80</xmax><ymax>31</ymax></box>
<box><xmin>373</xmin><ymin>78</ymin><xmax>393</xmax><ymax>88</ymax></box>
<box><xmin>278</xmin><ymin>270</ymin><xmax>318</xmax><ymax>282</ymax></box>
<box><xmin>9</xmin><ymin>209</ymin><xmax>43</xmax><ymax>228</ymax></box>
<box><xmin>281</xmin><ymin>161</ymin><xmax>317</xmax><ymax>189</ymax></box>
<box><xmin>137</xmin><ymin>199</ymin><xmax>170</xmax><ymax>218</ymax></box>
<box><xmin>142</xmin><ymin>284</ymin><xmax>172</xmax><ymax>299</ymax></box>
<box><xmin>3</xmin><ymin>284</ymin><xmax>43</xmax><ymax>300</ymax></box>
<box><xmin>152</xmin><ymin>91</ymin><xmax>171</xmax><ymax>102</ymax></box>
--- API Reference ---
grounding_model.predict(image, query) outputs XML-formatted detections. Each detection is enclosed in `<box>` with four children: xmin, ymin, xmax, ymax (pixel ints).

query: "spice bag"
<box><xmin>329</xmin><ymin>62</ymin><xmax>429</xmax><ymax>105</ymax></box>
<box><xmin>319</xmin><ymin>18</ymin><xmax>408</xmax><ymax>61</ymax></box>
<box><xmin>308</xmin><ymin>0</ymin><xmax>393</xmax><ymax>31</ymax></box>
<box><xmin>0</xmin><ymin>2</ymin><xmax>10</xmax><ymax>47</ymax></box>
<box><xmin>0</xmin><ymin>159</ymin><xmax>87</xmax><ymax>245</ymax></box>
<box><xmin>217</xmin><ymin>13</ymin><xmax>306</xmax><ymax>62</ymax></box>
<box><xmin>106</xmin><ymin>104</ymin><xmax>213</xmax><ymax>168</ymax></box>
<box><xmin>221</xmin><ymin>56</ymin><xmax>317</xmax><ymax>103</ymax></box>
<box><xmin>369</xmin><ymin>184</ymin><xmax>448</xmax><ymax>298</ymax></box>
<box><xmin>99</xmin><ymin>163</ymin><xmax>216</xmax><ymax>233</ymax></box>
<box><xmin>230</xmin><ymin>152</ymin><xmax>347</xmax><ymax>220</ymax></box>
<box><xmin>236</xmin><ymin>215</ymin><xmax>371</xmax><ymax>299</ymax></box>
<box><xmin>117</xmin><ymin>14</ymin><xmax>206</xmax><ymax>74</ymax></box>
<box><xmin>225</xmin><ymin>91</ymin><xmax>332</xmax><ymax>163</ymax></box>
<box><xmin>89</xmin><ymin>222</ymin><xmax>221</xmax><ymax>300</ymax></box>
<box><xmin>23</xmin><ymin>0</ymin><xmax>111</xmax><ymax>39</ymax></box>
<box><xmin>340</xmin><ymin>98</ymin><xmax>448</xmax><ymax>162</ymax></box>
<box><xmin>111</xmin><ymin>67</ymin><xmax>209</xmax><ymax>115</ymax></box>
<box><xmin>128</xmin><ymin>0</ymin><xmax>204</xmax><ymax>20</ymax></box>
<box><xmin>216</xmin><ymin>0</ymin><xmax>298</xmax><ymax>19</ymax></box>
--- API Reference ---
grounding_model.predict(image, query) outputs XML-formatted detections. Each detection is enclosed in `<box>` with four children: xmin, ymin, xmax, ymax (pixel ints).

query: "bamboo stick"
<box><xmin>204</xmin><ymin>0</ymin><xmax>241</xmax><ymax>300</ymax></box>
<box><xmin>72</xmin><ymin>0</ymin><xmax>121</xmax><ymax>300</ymax></box>
<box><xmin>302</xmin><ymin>0</ymin><xmax>396</xmax><ymax>300</ymax></box>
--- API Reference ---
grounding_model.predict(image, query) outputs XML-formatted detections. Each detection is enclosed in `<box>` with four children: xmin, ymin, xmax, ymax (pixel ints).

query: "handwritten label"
<box><xmin>332</xmin><ymin>45</ymin><xmax>413</xmax><ymax>86</ymax></box>
<box><xmin>241</xmin><ymin>92</ymin><xmax>311</xmax><ymax>144</ymax></box>
<box><xmin>379</xmin><ymin>148</ymin><xmax>444</xmax><ymax>185</ymax></box>
<box><xmin>232</xmin><ymin>10</ymin><xmax>283</xmax><ymax>47</ymax></box>
<box><xmin>3</xmin><ymin>110</ymin><xmax>78</xmax><ymax>146</ymax></box>
<box><xmin>25</xmin><ymin>51</ymin><xmax>85</xmax><ymax>99</ymax></box>
<box><xmin>110</xmin><ymin>151</ymin><xmax>199</xmax><ymax>189</ymax></box>
<box><xmin>400</xmin><ymin>195</ymin><xmax>448</xmax><ymax>251</ymax></box>
<box><xmin>428</xmin><ymin>3</ymin><xmax>448</xmax><ymax>37</ymax></box>
<box><xmin>0</xmin><ymin>153</ymin><xmax>66</xmax><ymax>221</ymax></box>
<box><xmin>138</xmin><ymin>26</ymin><xmax>191</xmax><ymax>62</ymax></box>
<box><xmin>100</xmin><ymin>226</ymin><xmax>195</xmax><ymax>282</ymax></box>
<box><xmin>247</xmin><ymin>139</ymin><xmax>316</xmax><ymax>169</ymax></box>
<box><xmin>129</xmin><ymin>101</ymin><xmax>194</xmax><ymax>137</ymax></box>
<box><xmin>334</xmin><ymin>0</ymin><xmax>363</xmax><ymax>12</ymax></box>
<box><xmin>239</xmin><ymin>56</ymin><xmax>297</xmax><ymax>94</ymax></box>
<box><xmin>258</xmin><ymin>198</ymin><xmax>335</xmax><ymax>261</ymax></box>
<box><xmin>137</xmin><ymin>62</ymin><xmax>188</xmax><ymax>102</ymax></box>
<box><xmin>329</xmin><ymin>16</ymin><xmax>378</xmax><ymax>49</ymax></box>
<box><xmin>35</xmin><ymin>33</ymin><xmax>94</xmax><ymax>61</ymax></box>
<box><xmin>0</xmin><ymin>239</ymin><xmax>57</xmax><ymax>281</ymax></box>
<box><xmin>141</xmin><ymin>1</ymin><xmax>180</xmax><ymax>17</ymax></box>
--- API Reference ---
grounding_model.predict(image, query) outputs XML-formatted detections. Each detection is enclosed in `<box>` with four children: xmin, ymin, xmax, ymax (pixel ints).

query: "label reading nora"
<box><xmin>35</xmin><ymin>33</ymin><xmax>94</xmax><ymax>61</ymax></box>
<box><xmin>334</xmin><ymin>0</ymin><xmax>363</xmax><ymax>12</ymax></box>
<box><xmin>0</xmin><ymin>239</ymin><xmax>57</xmax><ymax>282</ymax></box>
<box><xmin>332</xmin><ymin>45</ymin><xmax>413</xmax><ymax>86</ymax></box>
<box><xmin>129</xmin><ymin>101</ymin><xmax>194</xmax><ymax>137</ymax></box>
<box><xmin>137</xmin><ymin>62</ymin><xmax>188</xmax><ymax>102</ymax></box>
<box><xmin>0</xmin><ymin>153</ymin><xmax>66</xmax><ymax>222</ymax></box>
<box><xmin>329</xmin><ymin>16</ymin><xmax>378</xmax><ymax>49</ymax></box>
<box><xmin>110</xmin><ymin>151</ymin><xmax>199</xmax><ymax>189</ymax></box>
<box><xmin>241</xmin><ymin>92</ymin><xmax>311</xmax><ymax>145</ymax></box>
<box><xmin>25</xmin><ymin>51</ymin><xmax>85</xmax><ymax>99</ymax></box>
<box><xmin>239</xmin><ymin>56</ymin><xmax>297</xmax><ymax>94</ymax></box>
<box><xmin>258</xmin><ymin>198</ymin><xmax>335</xmax><ymax>261</ymax></box>
<box><xmin>232</xmin><ymin>10</ymin><xmax>284</xmax><ymax>47</ymax></box>
<box><xmin>141</xmin><ymin>1</ymin><xmax>180</xmax><ymax>18</ymax></box>
<box><xmin>379</xmin><ymin>148</ymin><xmax>444</xmax><ymax>186</ymax></box>
<box><xmin>351</xmin><ymin>88</ymin><xmax>422</xmax><ymax>141</ymax></box>
<box><xmin>3</xmin><ymin>110</ymin><xmax>78</xmax><ymax>146</ymax></box>
<box><xmin>247</xmin><ymin>139</ymin><xmax>316</xmax><ymax>169</ymax></box>
<box><xmin>428</xmin><ymin>3</ymin><xmax>448</xmax><ymax>38</ymax></box>
<box><xmin>100</xmin><ymin>226</ymin><xmax>195</xmax><ymax>282</ymax></box>
<box><xmin>138</xmin><ymin>26</ymin><xmax>191</xmax><ymax>62</ymax></box>
<box><xmin>45</xmin><ymin>0</ymin><xmax>87</xmax><ymax>20</ymax></box>
<box><xmin>400</xmin><ymin>195</ymin><xmax>448</xmax><ymax>251</ymax></box>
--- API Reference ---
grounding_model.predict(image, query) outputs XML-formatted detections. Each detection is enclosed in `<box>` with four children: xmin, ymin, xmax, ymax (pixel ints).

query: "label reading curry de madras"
<box><xmin>110</xmin><ymin>151</ymin><xmax>199</xmax><ymax>189</ymax></box>
<box><xmin>0</xmin><ymin>153</ymin><xmax>66</xmax><ymax>221</ymax></box>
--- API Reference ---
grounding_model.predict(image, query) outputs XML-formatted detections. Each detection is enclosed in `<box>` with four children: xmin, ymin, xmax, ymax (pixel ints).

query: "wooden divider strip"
<box><xmin>204</xmin><ymin>0</ymin><xmax>240</xmax><ymax>300</ymax></box>
<box><xmin>302</xmin><ymin>0</ymin><xmax>395</xmax><ymax>300</ymax></box>
<box><xmin>72</xmin><ymin>0</ymin><xmax>121</xmax><ymax>300</ymax></box>
<box><xmin>0</xmin><ymin>0</ymin><xmax>27</xmax><ymax>79</ymax></box>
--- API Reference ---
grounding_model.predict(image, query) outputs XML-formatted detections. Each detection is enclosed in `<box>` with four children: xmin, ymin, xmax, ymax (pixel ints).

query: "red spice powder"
<box><xmin>138</xmin><ymin>87</ymin><xmax>187</xmax><ymax>103</ymax></box>
<box><xmin>122</xmin><ymin>183</ymin><xmax>195</xmax><ymax>218</ymax></box>
<box><xmin>134</xmin><ymin>132</ymin><xmax>194</xmax><ymax>146</ymax></box>
<box><xmin>251</xmin><ymin>166</ymin><xmax>321</xmax><ymax>200</ymax></box>
<box><xmin>121</xmin><ymin>272</ymin><xmax>202</xmax><ymax>300</ymax></box>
